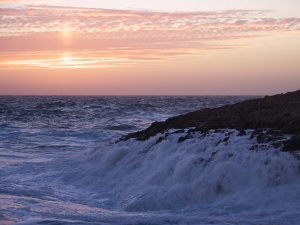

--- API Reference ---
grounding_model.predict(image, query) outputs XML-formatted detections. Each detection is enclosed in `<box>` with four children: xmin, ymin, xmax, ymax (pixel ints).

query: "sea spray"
<box><xmin>65</xmin><ymin>129</ymin><xmax>300</xmax><ymax>216</ymax></box>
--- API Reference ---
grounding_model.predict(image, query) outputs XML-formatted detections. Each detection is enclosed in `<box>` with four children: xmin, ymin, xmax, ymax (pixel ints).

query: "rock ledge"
<box><xmin>119</xmin><ymin>90</ymin><xmax>300</xmax><ymax>151</ymax></box>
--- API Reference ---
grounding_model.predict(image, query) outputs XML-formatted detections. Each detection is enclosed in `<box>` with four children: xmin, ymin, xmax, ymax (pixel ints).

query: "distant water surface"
<box><xmin>0</xmin><ymin>95</ymin><xmax>255</xmax><ymax>150</ymax></box>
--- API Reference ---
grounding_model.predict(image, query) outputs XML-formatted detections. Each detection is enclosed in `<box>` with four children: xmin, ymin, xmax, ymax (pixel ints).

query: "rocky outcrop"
<box><xmin>119</xmin><ymin>90</ymin><xmax>300</xmax><ymax>151</ymax></box>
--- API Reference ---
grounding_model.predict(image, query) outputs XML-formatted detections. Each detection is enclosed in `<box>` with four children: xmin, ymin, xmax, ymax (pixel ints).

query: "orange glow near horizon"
<box><xmin>0</xmin><ymin>4</ymin><xmax>300</xmax><ymax>95</ymax></box>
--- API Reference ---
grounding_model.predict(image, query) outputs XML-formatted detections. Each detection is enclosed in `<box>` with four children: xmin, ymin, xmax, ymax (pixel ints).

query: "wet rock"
<box><xmin>119</xmin><ymin>90</ymin><xmax>300</xmax><ymax>150</ymax></box>
<box><xmin>237</xmin><ymin>129</ymin><xmax>247</xmax><ymax>136</ymax></box>
<box><xmin>178</xmin><ymin>134</ymin><xmax>192</xmax><ymax>143</ymax></box>
<box><xmin>283</xmin><ymin>135</ymin><xmax>300</xmax><ymax>152</ymax></box>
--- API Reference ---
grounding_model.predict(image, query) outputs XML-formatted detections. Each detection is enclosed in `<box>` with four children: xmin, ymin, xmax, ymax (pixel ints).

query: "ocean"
<box><xmin>0</xmin><ymin>96</ymin><xmax>299</xmax><ymax>225</ymax></box>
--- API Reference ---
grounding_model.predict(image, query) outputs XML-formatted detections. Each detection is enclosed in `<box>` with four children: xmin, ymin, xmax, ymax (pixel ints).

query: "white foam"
<box><xmin>65</xmin><ymin>129</ymin><xmax>300</xmax><ymax>217</ymax></box>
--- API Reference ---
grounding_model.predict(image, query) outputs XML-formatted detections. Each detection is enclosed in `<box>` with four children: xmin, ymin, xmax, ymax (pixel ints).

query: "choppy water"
<box><xmin>1</xmin><ymin>96</ymin><xmax>299</xmax><ymax>225</ymax></box>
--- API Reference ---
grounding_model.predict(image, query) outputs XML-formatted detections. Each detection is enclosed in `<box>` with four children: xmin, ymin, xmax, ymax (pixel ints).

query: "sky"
<box><xmin>0</xmin><ymin>0</ymin><xmax>300</xmax><ymax>95</ymax></box>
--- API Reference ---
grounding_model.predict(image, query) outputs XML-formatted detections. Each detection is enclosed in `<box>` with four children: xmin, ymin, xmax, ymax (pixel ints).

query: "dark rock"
<box><xmin>283</xmin><ymin>135</ymin><xmax>300</xmax><ymax>152</ymax></box>
<box><xmin>257</xmin><ymin>133</ymin><xmax>266</xmax><ymax>143</ymax></box>
<box><xmin>155</xmin><ymin>136</ymin><xmax>166</xmax><ymax>144</ymax></box>
<box><xmin>237</xmin><ymin>129</ymin><xmax>247</xmax><ymax>136</ymax></box>
<box><xmin>178</xmin><ymin>134</ymin><xmax>192</xmax><ymax>143</ymax></box>
<box><xmin>223</xmin><ymin>137</ymin><xmax>230</xmax><ymax>142</ymax></box>
<box><xmin>119</xmin><ymin>90</ymin><xmax>300</xmax><ymax>147</ymax></box>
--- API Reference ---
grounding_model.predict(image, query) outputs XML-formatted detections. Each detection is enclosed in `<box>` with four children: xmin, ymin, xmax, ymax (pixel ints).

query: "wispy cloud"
<box><xmin>0</xmin><ymin>0</ymin><xmax>46</xmax><ymax>2</ymax></box>
<box><xmin>0</xmin><ymin>5</ymin><xmax>300</xmax><ymax>69</ymax></box>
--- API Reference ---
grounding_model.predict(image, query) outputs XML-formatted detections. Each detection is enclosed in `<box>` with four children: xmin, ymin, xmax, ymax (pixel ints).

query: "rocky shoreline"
<box><xmin>119</xmin><ymin>90</ymin><xmax>300</xmax><ymax>152</ymax></box>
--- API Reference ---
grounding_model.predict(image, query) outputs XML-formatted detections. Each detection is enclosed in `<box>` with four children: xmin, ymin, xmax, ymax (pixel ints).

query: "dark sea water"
<box><xmin>0</xmin><ymin>96</ymin><xmax>299</xmax><ymax>225</ymax></box>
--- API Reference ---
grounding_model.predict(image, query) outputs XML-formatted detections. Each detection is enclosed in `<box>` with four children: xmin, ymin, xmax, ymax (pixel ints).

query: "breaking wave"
<box><xmin>63</xmin><ymin>129</ymin><xmax>300</xmax><ymax>218</ymax></box>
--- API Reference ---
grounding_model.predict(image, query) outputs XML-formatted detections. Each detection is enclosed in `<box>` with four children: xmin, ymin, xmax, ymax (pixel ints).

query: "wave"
<box><xmin>64</xmin><ymin>129</ymin><xmax>300</xmax><ymax>213</ymax></box>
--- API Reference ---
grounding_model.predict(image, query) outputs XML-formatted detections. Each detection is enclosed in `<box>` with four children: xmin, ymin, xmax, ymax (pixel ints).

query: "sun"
<box><xmin>60</xmin><ymin>53</ymin><xmax>73</xmax><ymax>65</ymax></box>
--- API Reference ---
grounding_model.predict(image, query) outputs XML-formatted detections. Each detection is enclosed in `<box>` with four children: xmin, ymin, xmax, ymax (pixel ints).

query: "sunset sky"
<box><xmin>0</xmin><ymin>0</ymin><xmax>299</xmax><ymax>95</ymax></box>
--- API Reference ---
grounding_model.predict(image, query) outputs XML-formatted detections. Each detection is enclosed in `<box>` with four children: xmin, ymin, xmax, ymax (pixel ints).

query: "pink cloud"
<box><xmin>0</xmin><ymin>5</ymin><xmax>300</xmax><ymax>69</ymax></box>
<box><xmin>1</xmin><ymin>6</ymin><xmax>299</xmax><ymax>45</ymax></box>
